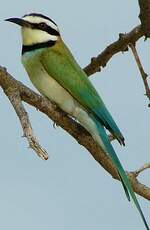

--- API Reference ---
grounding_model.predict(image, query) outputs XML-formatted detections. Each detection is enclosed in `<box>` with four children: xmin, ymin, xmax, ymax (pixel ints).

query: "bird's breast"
<box><xmin>22</xmin><ymin>53</ymin><xmax>76</xmax><ymax>114</ymax></box>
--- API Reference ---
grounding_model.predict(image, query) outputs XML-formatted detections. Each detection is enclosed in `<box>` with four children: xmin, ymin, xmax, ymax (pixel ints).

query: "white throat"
<box><xmin>22</xmin><ymin>27</ymin><xmax>58</xmax><ymax>46</ymax></box>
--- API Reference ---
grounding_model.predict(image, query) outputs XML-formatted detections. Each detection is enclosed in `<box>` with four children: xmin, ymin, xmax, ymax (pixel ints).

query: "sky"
<box><xmin>0</xmin><ymin>1</ymin><xmax>150</xmax><ymax>230</ymax></box>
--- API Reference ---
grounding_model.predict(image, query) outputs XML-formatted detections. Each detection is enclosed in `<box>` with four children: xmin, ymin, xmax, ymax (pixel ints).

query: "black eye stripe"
<box><xmin>39</xmin><ymin>22</ymin><xmax>46</xmax><ymax>27</ymax></box>
<box><xmin>29</xmin><ymin>22</ymin><xmax>60</xmax><ymax>36</ymax></box>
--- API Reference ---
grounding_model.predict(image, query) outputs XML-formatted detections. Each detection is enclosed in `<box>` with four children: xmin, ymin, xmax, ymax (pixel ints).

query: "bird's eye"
<box><xmin>39</xmin><ymin>22</ymin><xmax>46</xmax><ymax>28</ymax></box>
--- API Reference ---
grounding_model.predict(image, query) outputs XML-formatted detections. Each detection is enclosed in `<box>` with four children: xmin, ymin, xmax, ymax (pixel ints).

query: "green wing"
<box><xmin>40</xmin><ymin>41</ymin><xmax>124</xmax><ymax>144</ymax></box>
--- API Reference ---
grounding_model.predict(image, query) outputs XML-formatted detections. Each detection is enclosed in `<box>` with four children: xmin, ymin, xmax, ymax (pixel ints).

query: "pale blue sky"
<box><xmin>0</xmin><ymin>1</ymin><xmax>150</xmax><ymax>229</ymax></box>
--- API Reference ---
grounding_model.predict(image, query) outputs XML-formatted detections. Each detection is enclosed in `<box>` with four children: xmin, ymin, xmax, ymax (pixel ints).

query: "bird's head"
<box><xmin>5</xmin><ymin>13</ymin><xmax>60</xmax><ymax>48</ymax></box>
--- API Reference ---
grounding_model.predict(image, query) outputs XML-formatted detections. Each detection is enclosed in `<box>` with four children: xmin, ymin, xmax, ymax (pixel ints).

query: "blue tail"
<box><xmin>92</xmin><ymin>117</ymin><xmax>149</xmax><ymax>230</ymax></box>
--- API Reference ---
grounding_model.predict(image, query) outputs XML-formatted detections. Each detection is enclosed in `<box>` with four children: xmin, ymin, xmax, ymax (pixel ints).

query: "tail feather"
<box><xmin>94</xmin><ymin>107</ymin><xmax>125</xmax><ymax>146</ymax></box>
<box><xmin>119</xmin><ymin>175</ymin><xmax>130</xmax><ymax>201</ymax></box>
<box><xmin>93</xmin><ymin>118</ymin><xmax>149</xmax><ymax>230</ymax></box>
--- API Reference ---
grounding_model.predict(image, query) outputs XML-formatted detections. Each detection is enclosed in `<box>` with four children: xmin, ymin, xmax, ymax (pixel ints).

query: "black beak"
<box><xmin>5</xmin><ymin>18</ymin><xmax>30</xmax><ymax>27</ymax></box>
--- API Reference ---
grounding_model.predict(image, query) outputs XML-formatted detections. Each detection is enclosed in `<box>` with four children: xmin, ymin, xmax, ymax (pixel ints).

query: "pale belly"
<box><xmin>27</xmin><ymin>63</ymin><xmax>77</xmax><ymax>114</ymax></box>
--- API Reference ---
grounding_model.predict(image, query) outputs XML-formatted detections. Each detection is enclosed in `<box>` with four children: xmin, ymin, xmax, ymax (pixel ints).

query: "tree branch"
<box><xmin>0</xmin><ymin>67</ymin><xmax>149</xmax><ymax>200</ymax></box>
<box><xmin>84</xmin><ymin>25</ymin><xmax>144</xmax><ymax>76</ymax></box>
<box><xmin>1</xmin><ymin>67</ymin><xmax>48</xmax><ymax>160</ymax></box>
<box><xmin>128</xmin><ymin>163</ymin><xmax>150</xmax><ymax>199</ymax></box>
<box><xmin>138</xmin><ymin>0</ymin><xmax>150</xmax><ymax>38</ymax></box>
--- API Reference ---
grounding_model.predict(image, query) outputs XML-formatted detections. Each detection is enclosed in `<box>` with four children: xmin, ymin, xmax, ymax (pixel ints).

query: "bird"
<box><xmin>6</xmin><ymin>13</ymin><xmax>149</xmax><ymax>229</ymax></box>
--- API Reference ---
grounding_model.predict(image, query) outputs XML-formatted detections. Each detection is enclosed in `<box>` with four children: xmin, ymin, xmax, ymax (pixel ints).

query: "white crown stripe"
<box><xmin>23</xmin><ymin>15</ymin><xmax>59</xmax><ymax>32</ymax></box>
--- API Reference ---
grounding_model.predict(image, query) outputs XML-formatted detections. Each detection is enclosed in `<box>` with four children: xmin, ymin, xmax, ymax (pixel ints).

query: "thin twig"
<box><xmin>2</xmin><ymin>78</ymin><xmax>48</xmax><ymax>160</ymax></box>
<box><xmin>132</xmin><ymin>163</ymin><xmax>150</xmax><ymax>177</ymax></box>
<box><xmin>129</xmin><ymin>43</ymin><xmax>150</xmax><ymax>104</ymax></box>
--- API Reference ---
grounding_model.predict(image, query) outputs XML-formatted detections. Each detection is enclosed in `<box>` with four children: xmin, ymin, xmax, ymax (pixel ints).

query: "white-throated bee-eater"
<box><xmin>6</xmin><ymin>13</ymin><xmax>149</xmax><ymax>229</ymax></box>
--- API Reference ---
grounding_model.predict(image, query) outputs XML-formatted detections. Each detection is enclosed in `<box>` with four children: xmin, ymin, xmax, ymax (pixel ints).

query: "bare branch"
<box><xmin>84</xmin><ymin>25</ymin><xmax>144</xmax><ymax>76</ymax></box>
<box><xmin>0</xmin><ymin>67</ymin><xmax>149</xmax><ymax>200</ymax></box>
<box><xmin>0</xmin><ymin>67</ymin><xmax>48</xmax><ymax>160</ymax></box>
<box><xmin>129</xmin><ymin>43</ymin><xmax>150</xmax><ymax>105</ymax></box>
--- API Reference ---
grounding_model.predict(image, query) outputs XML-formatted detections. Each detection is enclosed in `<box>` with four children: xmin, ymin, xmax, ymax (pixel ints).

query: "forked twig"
<box><xmin>129</xmin><ymin>43</ymin><xmax>150</xmax><ymax>105</ymax></box>
<box><xmin>133</xmin><ymin>163</ymin><xmax>150</xmax><ymax>177</ymax></box>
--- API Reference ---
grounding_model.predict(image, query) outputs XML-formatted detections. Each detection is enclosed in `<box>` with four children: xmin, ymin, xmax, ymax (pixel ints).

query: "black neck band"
<box><xmin>22</xmin><ymin>40</ymin><xmax>56</xmax><ymax>54</ymax></box>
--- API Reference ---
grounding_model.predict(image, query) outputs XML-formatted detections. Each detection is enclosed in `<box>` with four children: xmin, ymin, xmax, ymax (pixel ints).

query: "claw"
<box><xmin>53</xmin><ymin>122</ymin><xmax>59</xmax><ymax>128</ymax></box>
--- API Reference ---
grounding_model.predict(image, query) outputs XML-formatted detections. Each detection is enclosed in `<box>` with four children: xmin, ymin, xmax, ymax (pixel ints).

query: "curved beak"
<box><xmin>5</xmin><ymin>18</ymin><xmax>30</xmax><ymax>27</ymax></box>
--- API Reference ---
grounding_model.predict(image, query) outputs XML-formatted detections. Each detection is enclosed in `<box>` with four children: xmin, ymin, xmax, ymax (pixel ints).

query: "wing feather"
<box><xmin>40</xmin><ymin>41</ymin><xmax>124</xmax><ymax>144</ymax></box>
